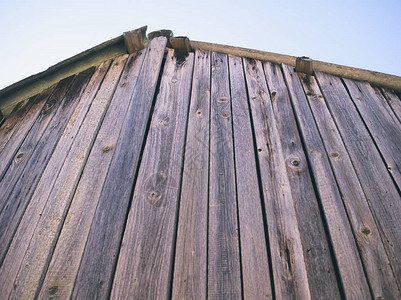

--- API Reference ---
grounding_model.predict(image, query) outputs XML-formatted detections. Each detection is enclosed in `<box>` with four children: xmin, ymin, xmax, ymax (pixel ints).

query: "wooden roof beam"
<box><xmin>295</xmin><ymin>56</ymin><xmax>314</xmax><ymax>75</ymax></box>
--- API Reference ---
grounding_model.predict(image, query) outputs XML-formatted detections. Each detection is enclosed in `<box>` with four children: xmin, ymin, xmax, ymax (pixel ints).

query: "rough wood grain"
<box><xmin>299</xmin><ymin>71</ymin><xmax>401</xmax><ymax>298</ymax></box>
<box><xmin>0</xmin><ymin>75</ymin><xmax>75</xmax><ymax>266</ymax></box>
<box><xmin>38</xmin><ymin>51</ymin><xmax>146</xmax><ymax>300</ymax></box>
<box><xmin>263</xmin><ymin>61</ymin><xmax>341</xmax><ymax>299</ymax></box>
<box><xmin>10</xmin><ymin>57</ymin><xmax>125</xmax><ymax>299</ymax></box>
<box><xmin>207</xmin><ymin>52</ymin><xmax>241</xmax><ymax>300</ymax></box>
<box><xmin>0</xmin><ymin>92</ymin><xmax>51</xmax><ymax>181</ymax></box>
<box><xmin>315</xmin><ymin>71</ymin><xmax>401</xmax><ymax>289</ymax></box>
<box><xmin>283</xmin><ymin>64</ymin><xmax>372</xmax><ymax>298</ymax></box>
<box><xmin>229</xmin><ymin>55</ymin><xmax>272</xmax><ymax>300</ymax></box>
<box><xmin>380</xmin><ymin>87</ymin><xmax>401</xmax><ymax>122</ymax></box>
<box><xmin>344</xmin><ymin>79</ymin><xmax>401</xmax><ymax>189</ymax></box>
<box><xmin>0</xmin><ymin>73</ymin><xmax>88</xmax><ymax>296</ymax></box>
<box><xmin>171</xmin><ymin>49</ymin><xmax>210</xmax><ymax>300</ymax></box>
<box><xmin>243</xmin><ymin>58</ymin><xmax>311</xmax><ymax>300</ymax></box>
<box><xmin>71</xmin><ymin>37</ymin><xmax>167</xmax><ymax>299</ymax></box>
<box><xmin>111</xmin><ymin>49</ymin><xmax>194</xmax><ymax>300</ymax></box>
<box><xmin>0</xmin><ymin>81</ymin><xmax>66</xmax><ymax>207</ymax></box>
<box><xmin>0</xmin><ymin>98</ymin><xmax>34</xmax><ymax>153</ymax></box>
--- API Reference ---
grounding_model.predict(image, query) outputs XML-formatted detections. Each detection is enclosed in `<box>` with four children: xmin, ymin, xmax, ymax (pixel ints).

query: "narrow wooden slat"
<box><xmin>315</xmin><ymin>71</ymin><xmax>401</xmax><ymax>287</ymax></box>
<box><xmin>207</xmin><ymin>52</ymin><xmax>241</xmax><ymax>300</ymax></box>
<box><xmin>263</xmin><ymin>62</ymin><xmax>341</xmax><ymax>299</ymax></box>
<box><xmin>229</xmin><ymin>55</ymin><xmax>272</xmax><ymax>299</ymax></box>
<box><xmin>283</xmin><ymin>64</ymin><xmax>372</xmax><ymax>298</ymax></box>
<box><xmin>172</xmin><ymin>49</ymin><xmax>210</xmax><ymax>300</ymax></box>
<box><xmin>0</xmin><ymin>75</ymin><xmax>81</xmax><ymax>295</ymax></box>
<box><xmin>39</xmin><ymin>51</ymin><xmax>146</xmax><ymax>299</ymax></box>
<box><xmin>299</xmin><ymin>72</ymin><xmax>401</xmax><ymax>298</ymax></box>
<box><xmin>111</xmin><ymin>49</ymin><xmax>194</xmax><ymax>299</ymax></box>
<box><xmin>380</xmin><ymin>88</ymin><xmax>401</xmax><ymax>122</ymax></box>
<box><xmin>9</xmin><ymin>57</ymin><xmax>125</xmax><ymax>299</ymax></box>
<box><xmin>0</xmin><ymin>98</ymin><xmax>35</xmax><ymax>153</ymax></box>
<box><xmin>72</xmin><ymin>37</ymin><xmax>167</xmax><ymax>299</ymax></box>
<box><xmin>0</xmin><ymin>92</ymin><xmax>51</xmax><ymax>181</ymax></box>
<box><xmin>0</xmin><ymin>76</ymin><xmax>75</xmax><ymax>265</ymax></box>
<box><xmin>343</xmin><ymin>79</ymin><xmax>401</xmax><ymax>189</ymax></box>
<box><xmin>243</xmin><ymin>58</ymin><xmax>311</xmax><ymax>300</ymax></box>
<box><xmin>0</xmin><ymin>77</ymin><xmax>71</xmax><ymax>207</ymax></box>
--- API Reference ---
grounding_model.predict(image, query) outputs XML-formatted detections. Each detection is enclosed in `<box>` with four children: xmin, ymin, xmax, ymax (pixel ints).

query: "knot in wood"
<box><xmin>16</xmin><ymin>152</ymin><xmax>24</xmax><ymax>160</ymax></box>
<box><xmin>361</xmin><ymin>226</ymin><xmax>371</xmax><ymax>236</ymax></box>
<box><xmin>290</xmin><ymin>158</ymin><xmax>300</xmax><ymax>167</ymax></box>
<box><xmin>330</xmin><ymin>151</ymin><xmax>340</xmax><ymax>158</ymax></box>
<box><xmin>196</xmin><ymin>109</ymin><xmax>202</xmax><ymax>117</ymax></box>
<box><xmin>218</xmin><ymin>97</ymin><xmax>228</xmax><ymax>103</ymax></box>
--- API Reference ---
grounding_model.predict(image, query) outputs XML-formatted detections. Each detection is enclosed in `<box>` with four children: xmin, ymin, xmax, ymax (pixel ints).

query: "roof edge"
<box><xmin>0</xmin><ymin>35</ymin><xmax>126</xmax><ymax>115</ymax></box>
<box><xmin>1</xmin><ymin>27</ymin><xmax>400</xmax><ymax>115</ymax></box>
<box><xmin>190</xmin><ymin>40</ymin><xmax>401</xmax><ymax>93</ymax></box>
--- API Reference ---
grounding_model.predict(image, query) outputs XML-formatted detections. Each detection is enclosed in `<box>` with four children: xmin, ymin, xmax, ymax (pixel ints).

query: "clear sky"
<box><xmin>0</xmin><ymin>0</ymin><xmax>400</xmax><ymax>90</ymax></box>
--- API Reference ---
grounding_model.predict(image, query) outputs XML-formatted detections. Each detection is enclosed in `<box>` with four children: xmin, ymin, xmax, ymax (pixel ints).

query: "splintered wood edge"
<box><xmin>1</xmin><ymin>31</ymin><xmax>400</xmax><ymax>116</ymax></box>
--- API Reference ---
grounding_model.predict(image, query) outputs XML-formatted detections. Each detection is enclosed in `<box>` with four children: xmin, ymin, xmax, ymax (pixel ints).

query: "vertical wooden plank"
<box><xmin>71</xmin><ymin>37</ymin><xmax>167</xmax><ymax>299</ymax></box>
<box><xmin>229</xmin><ymin>55</ymin><xmax>272</xmax><ymax>299</ymax></box>
<box><xmin>299</xmin><ymin>71</ymin><xmax>401</xmax><ymax>298</ymax></box>
<box><xmin>283</xmin><ymin>64</ymin><xmax>373</xmax><ymax>298</ymax></box>
<box><xmin>0</xmin><ymin>77</ymin><xmax>72</xmax><ymax>207</ymax></box>
<box><xmin>172</xmin><ymin>49</ymin><xmax>210</xmax><ymax>300</ymax></box>
<box><xmin>263</xmin><ymin>61</ymin><xmax>341</xmax><ymax>299</ymax></box>
<box><xmin>111</xmin><ymin>49</ymin><xmax>194</xmax><ymax>299</ymax></box>
<box><xmin>9</xmin><ymin>57</ymin><xmax>126</xmax><ymax>299</ymax></box>
<box><xmin>315</xmin><ymin>71</ymin><xmax>401</xmax><ymax>286</ymax></box>
<box><xmin>0</xmin><ymin>97</ymin><xmax>36</xmax><ymax>153</ymax></box>
<box><xmin>343</xmin><ymin>79</ymin><xmax>401</xmax><ymax>189</ymax></box>
<box><xmin>0</xmin><ymin>75</ymin><xmax>80</xmax><ymax>295</ymax></box>
<box><xmin>38</xmin><ymin>51</ymin><xmax>146</xmax><ymax>299</ymax></box>
<box><xmin>0</xmin><ymin>92</ymin><xmax>52</xmax><ymax>180</ymax></box>
<box><xmin>0</xmin><ymin>75</ymin><xmax>75</xmax><ymax>264</ymax></box>
<box><xmin>243</xmin><ymin>58</ymin><xmax>312</xmax><ymax>300</ymax></box>
<box><xmin>207</xmin><ymin>52</ymin><xmax>241</xmax><ymax>300</ymax></box>
<box><xmin>380</xmin><ymin>87</ymin><xmax>401</xmax><ymax>122</ymax></box>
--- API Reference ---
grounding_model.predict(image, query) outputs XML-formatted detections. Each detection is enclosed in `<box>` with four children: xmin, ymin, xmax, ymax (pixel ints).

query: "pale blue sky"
<box><xmin>0</xmin><ymin>0</ymin><xmax>400</xmax><ymax>90</ymax></box>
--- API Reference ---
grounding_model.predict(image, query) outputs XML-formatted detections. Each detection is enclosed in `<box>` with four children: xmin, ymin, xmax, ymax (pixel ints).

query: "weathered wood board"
<box><xmin>263</xmin><ymin>61</ymin><xmax>341</xmax><ymax>299</ymax></box>
<box><xmin>39</xmin><ymin>51</ymin><xmax>146</xmax><ymax>299</ymax></box>
<box><xmin>229</xmin><ymin>55</ymin><xmax>272</xmax><ymax>300</ymax></box>
<box><xmin>299</xmin><ymin>71</ymin><xmax>401</xmax><ymax>298</ymax></box>
<box><xmin>244</xmin><ymin>58</ymin><xmax>312</xmax><ymax>300</ymax></box>
<box><xmin>111</xmin><ymin>48</ymin><xmax>194</xmax><ymax>299</ymax></box>
<box><xmin>172</xmin><ymin>49</ymin><xmax>210</xmax><ymax>300</ymax></box>
<box><xmin>316</xmin><ymin>71</ymin><xmax>401</xmax><ymax>288</ymax></box>
<box><xmin>207</xmin><ymin>52</ymin><xmax>242</xmax><ymax>300</ymax></box>
<box><xmin>72</xmin><ymin>37</ymin><xmax>167</xmax><ymax>299</ymax></box>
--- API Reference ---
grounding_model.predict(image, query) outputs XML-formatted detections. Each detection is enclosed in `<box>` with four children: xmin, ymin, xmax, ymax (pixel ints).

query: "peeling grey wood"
<box><xmin>243</xmin><ymin>58</ymin><xmax>311</xmax><ymax>300</ymax></box>
<box><xmin>229</xmin><ymin>55</ymin><xmax>272</xmax><ymax>300</ymax></box>
<box><xmin>39</xmin><ymin>51</ymin><xmax>146</xmax><ymax>300</ymax></box>
<box><xmin>299</xmin><ymin>71</ymin><xmax>401</xmax><ymax>298</ymax></box>
<box><xmin>111</xmin><ymin>49</ymin><xmax>194</xmax><ymax>299</ymax></box>
<box><xmin>172</xmin><ymin>49</ymin><xmax>210</xmax><ymax>300</ymax></box>
<box><xmin>10</xmin><ymin>57</ymin><xmax>125</xmax><ymax>299</ymax></box>
<box><xmin>380</xmin><ymin>87</ymin><xmax>401</xmax><ymax>122</ymax></box>
<box><xmin>0</xmin><ymin>92</ymin><xmax>50</xmax><ymax>181</ymax></box>
<box><xmin>207</xmin><ymin>52</ymin><xmax>242</xmax><ymax>300</ymax></box>
<box><xmin>72</xmin><ymin>37</ymin><xmax>167</xmax><ymax>299</ymax></box>
<box><xmin>283</xmin><ymin>64</ymin><xmax>372</xmax><ymax>299</ymax></box>
<box><xmin>263</xmin><ymin>61</ymin><xmax>341</xmax><ymax>299</ymax></box>
<box><xmin>0</xmin><ymin>71</ymin><xmax>95</xmax><ymax>297</ymax></box>
<box><xmin>315</xmin><ymin>71</ymin><xmax>401</xmax><ymax>289</ymax></box>
<box><xmin>344</xmin><ymin>79</ymin><xmax>401</xmax><ymax>190</ymax></box>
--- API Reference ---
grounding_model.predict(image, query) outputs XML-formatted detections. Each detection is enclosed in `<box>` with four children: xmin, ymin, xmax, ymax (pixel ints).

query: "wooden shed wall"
<box><xmin>0</xmin><ymin>36</ymin><xmax>400</xmax><ymax>299</ymax></box>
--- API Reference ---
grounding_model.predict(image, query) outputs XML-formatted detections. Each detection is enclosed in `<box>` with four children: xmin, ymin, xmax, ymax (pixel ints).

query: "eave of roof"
<box><xmin>1</xmin><ymin>25</ymin><xmax>400</xmax><ymax>116</ymax></box>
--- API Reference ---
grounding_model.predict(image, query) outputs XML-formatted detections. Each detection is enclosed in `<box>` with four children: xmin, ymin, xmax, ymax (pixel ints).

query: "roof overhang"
<box><xmin>1</xmin><ymin>25</ymin><xmax>400</xmax><ymax>116</ymax></box>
